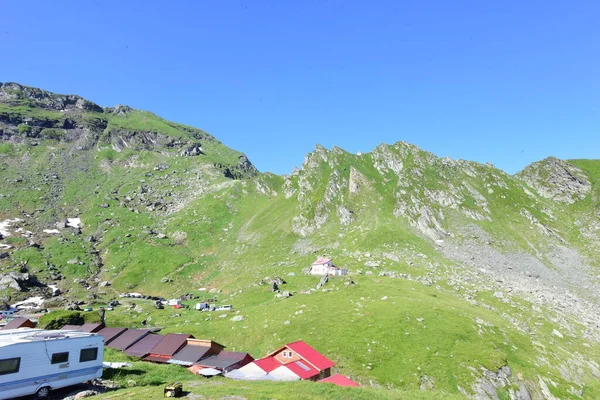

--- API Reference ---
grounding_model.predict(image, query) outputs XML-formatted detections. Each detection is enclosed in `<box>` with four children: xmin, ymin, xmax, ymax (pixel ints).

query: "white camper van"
<box><xmin>0</xmin><ymin>329</ymin><xmax>104</xmax><ymax>399</ymax></box>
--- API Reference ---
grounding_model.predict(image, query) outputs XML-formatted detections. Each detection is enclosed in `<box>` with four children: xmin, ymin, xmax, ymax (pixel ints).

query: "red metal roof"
<box><xmin>147</xmin><ymin>333</ymin><xmax>193</xmax><ymax>357</ymax></box>
<box><xmin>0</xmin><ymin>318</ymin><xmax>36</xmax><ymax>330</ymax></box>
<box><xmin>97</xmin><ymin>327</ymin><xmax>128</xmax><ymax>344</ymax></box>
<box><xmin>144</xmin><ymin>354</ymin><xmax>173</xmax><ymax>363</ymax></box>
<box><xmin>284</xmin><ymin>360</ymin><xmax>320</xmax><ymax>380</ymax></box>
<box><xmin>276</xmin><ymin>340</ymin><xmax>335</xmax><ymax>371</ymax></box>
<box><xmin>253</xmin><ymin>356</ymin><xmax>281</xmax><ymax>373</ymax></box>
<box><xmin>319</xmin><ymin>373</ymin><xmax>360</xmax><ymax>387</ymax></box>
<box><xmin>312</xmin><ymin>257</ymin><xmax>332</xmax><ymax>265</ymax></box>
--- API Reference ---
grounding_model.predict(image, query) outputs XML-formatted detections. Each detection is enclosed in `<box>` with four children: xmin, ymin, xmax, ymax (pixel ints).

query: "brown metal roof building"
<box><xmin>60</xmin><ymin>324</ymin><xmax>82</xmax><ymax>330</ymax></box>
<box><xmin>168</xmin><ymin>339</ymin><xmax>225</xmax><ymax>366</ymax></box>
<box><xmin>0</xmin><ymin>318</ymin><xmax>36</xmax><ymax>330</ymax></box>
<box><xmin>80</xmin><ymin>323</ymin><xmax>105</xmax><ymax>333</ymax></box>
<box><xmin>143</xmin><ymin>333</ymin><xmax>194</xmax><ymax>363</ymax></box>
<box><xmin>97</xmin><ymin>327</ymin><xmax>128</xmax><ymax>344</ymax></box>
<box><xmin>107</xmin><ymin>329</ymin><xmax>150</xmax><ymax>350</ymax></box>
<box><xmin>125</xmin><ymin>333</ymin><xmax>164</xmax><ymax>358</ymax></box>
<box><xmin>196</xmin><ymin>351</ymin><xmax>254</xmax><ymax>372</ymax></box>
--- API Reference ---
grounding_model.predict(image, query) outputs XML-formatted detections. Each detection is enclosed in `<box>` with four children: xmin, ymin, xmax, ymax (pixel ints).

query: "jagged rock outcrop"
<box><xmin>0</xmin><ymin>272</ymin><xmax>43</xmax><ymax>292</ymax></box>
<box><xmin>218</xmin><ymin>154</ymin><xmax>258</xmax><ymax>180</ymax></box>
<box><xmin>371</xmin><ymin>143</ymin><xmax>405</xmax><ymax>176</ymax></box>
<box><xmin>0</xmin><ymin>82</ymin><xmax>103</xmax><ymax>112</ymax></box>
<box><xmin>349</xmin><ymin>167</ymin><xmax>370</xmax><ymax>193</ymax></box>
<box><xmin>106</xmin><ymin>104</ymin><xmax>133</xmax><ymax>115</ymax></box>
<box><xmin>517</xmin><ymin>157</ymin><xmax>591</xmax><ymax>204</ymax></box>
<box><xmin>180</xmin><ymin>143</ymin><xmax>203</xmax><ymax>156</ymax></box>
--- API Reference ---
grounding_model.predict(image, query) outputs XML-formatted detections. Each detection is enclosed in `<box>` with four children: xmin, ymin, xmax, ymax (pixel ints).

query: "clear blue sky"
<box><xmin>2</xmin><ymin>1</ymin><xmax>599</xmax><ymax>174</ymax></box>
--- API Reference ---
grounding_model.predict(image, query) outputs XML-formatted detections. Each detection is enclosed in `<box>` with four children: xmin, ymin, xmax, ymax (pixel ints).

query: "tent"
<box><xmin>187</xmin><ymin>364</ymin><xmax>205</xmax><ymax>375</ymax></box>
<box><xmin>268</xmin><ymin>365</ymin><xmax>302</xmax><ymax>381</ymax></box>
<box><xmin>198</xmin><ymin>368</ymin><xmax>222</xmax><ymax>377</ymax></box>
<box><xmin>225</xmin><ymin>369</ymin><xmax>276</xmax><ymax>381</ymax></box>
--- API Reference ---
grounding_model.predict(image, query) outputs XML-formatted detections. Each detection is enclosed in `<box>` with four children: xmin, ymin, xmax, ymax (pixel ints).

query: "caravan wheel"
<box><xmin>36</xmin><ymin>386</ymin><xmax>51</xmax><ymax>398</ymax></box>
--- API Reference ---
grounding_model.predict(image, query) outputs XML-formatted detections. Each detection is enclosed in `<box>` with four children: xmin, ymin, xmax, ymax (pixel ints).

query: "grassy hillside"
<box><xmin>1</xmin><ymin>83</ymin><xmax>600</xmax><ymax>398</ymax></box>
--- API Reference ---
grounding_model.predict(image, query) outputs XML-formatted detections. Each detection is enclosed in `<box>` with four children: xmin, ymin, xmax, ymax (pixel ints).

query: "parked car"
<box><xmin>0</xmin><ymin>309</ymin><xmax>16</xmax><ymax>319</ymax></box>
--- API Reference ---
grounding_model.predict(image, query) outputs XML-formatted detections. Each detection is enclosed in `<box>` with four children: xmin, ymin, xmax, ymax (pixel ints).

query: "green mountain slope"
<box><xmin>1</xmin><ymin>83</ymin><xmax>600</xmax><ymax>399</ymax></box>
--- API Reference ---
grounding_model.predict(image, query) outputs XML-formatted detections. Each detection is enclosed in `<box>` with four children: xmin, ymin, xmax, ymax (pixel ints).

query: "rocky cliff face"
<box><xmin>517</xmin><ymin>157</ymin><xmax>591</xmax><ymax>204</ymax></box>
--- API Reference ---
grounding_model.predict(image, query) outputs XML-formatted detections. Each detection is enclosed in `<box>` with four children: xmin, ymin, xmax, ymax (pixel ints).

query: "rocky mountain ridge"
<box><xmin>0</xmin><ymin>82</ymin><xmax>257</xmax><ymax>179</ymax></box>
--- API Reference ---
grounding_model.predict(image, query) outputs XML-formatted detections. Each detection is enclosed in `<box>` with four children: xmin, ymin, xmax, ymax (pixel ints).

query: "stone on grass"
<box><xmin>552</xmin><ymin>329</ymin><xmax>564</xmax><ymax>338</ymax></box>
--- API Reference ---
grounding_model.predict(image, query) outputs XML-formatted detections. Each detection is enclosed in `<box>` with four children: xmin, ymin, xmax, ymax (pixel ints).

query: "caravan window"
<box><xmin>79</xmin><ymin>348</ymin><xmax>98</xmax><ymax>362</ymax></box>
<box><xmin>0</xmin><ymin>357</ymin><xmax>20</xmax><ymax>375</ymax></box>
<box><xmin>51</xmin><ymin>352</ymin><xmax>69</xmax><ymax>364</ymax></box>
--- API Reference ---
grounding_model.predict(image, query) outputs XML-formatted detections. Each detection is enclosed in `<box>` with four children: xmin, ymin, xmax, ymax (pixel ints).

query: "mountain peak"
<box><xmin>517</xmin><ymin>157</ymin><xmax>591</xmax><ymax>203</ymax></box>
<box><xmin>105</xmin><ymin>104</ymin><xmax>134</xmax><ymax>115</ymax></box>
<box><xmin>0</xmin><ymin>82</ymin><xmax>103</xmax><ymax>113</ymax></box>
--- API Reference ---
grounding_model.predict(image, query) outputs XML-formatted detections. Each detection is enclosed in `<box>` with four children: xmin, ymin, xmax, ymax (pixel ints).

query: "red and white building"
<box><xmin>226</xmin><ymin>340</ymin><xmax>335</xmax><ymax>381</ymax></box>
<box><xmin>309</xmin><ymin>257</ymin><xmax>347</xmax><ymax>276</ymax></box>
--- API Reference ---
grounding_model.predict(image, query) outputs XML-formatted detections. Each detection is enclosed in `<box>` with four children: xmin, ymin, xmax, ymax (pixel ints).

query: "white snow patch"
<box><xmin>0</xmin><ymin>218</ymin><xmax>22</xmax><ymax>237</ymax></box>
<box><xmin>48</xmin><ymin>284</ymin><xmax>61</xmax><ymax>296</ymax></box>
<box><xmin>43</xmin><ymin>229</ymin><xmax>61</xmax><ymax>234</ymax></box>
<box><xmin>12</xmin><ymin>296</ymin><xmax>44</xmax><ymax>310</ymax></box>
<box><xmin>15</xmin><ymin>228</ymin><xmax>33</xmax><ymax>237</ymax></box>
<box><xmin>0</xmin><ymin>244</ymin><xmax>12</xmax><ymax>250</ymax></box>
<box><xmin>67</xmin><ymin>218</ymin><xmax>82</xmax><ymax>228</ymax></box>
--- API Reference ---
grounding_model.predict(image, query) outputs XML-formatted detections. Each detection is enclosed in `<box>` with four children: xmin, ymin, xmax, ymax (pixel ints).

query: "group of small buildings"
<box><xmin>0</xmin><ymin>256</ymin><xmax>359</xmax><ymax>396</ymax></box>
<box><xmin>52</xmin><ymin>321</ymin><xmax>359</xmax><ymax>386</ymax></box>
<box><xmin>228</xmin><ymin>340</ymin><xmax>341</xmax><ymax>382</ymax></box>
<box><xmin>54</xmin><ymin>324</ymin><xmax>241</xmax><ymax>375</ymax></box>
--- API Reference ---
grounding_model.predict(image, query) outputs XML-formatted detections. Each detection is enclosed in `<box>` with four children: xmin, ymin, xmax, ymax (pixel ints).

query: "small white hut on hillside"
<box><xmin>308</xmin><ymin>257</ymin><xmax>347</xmax><ymax>276</ymax></box>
